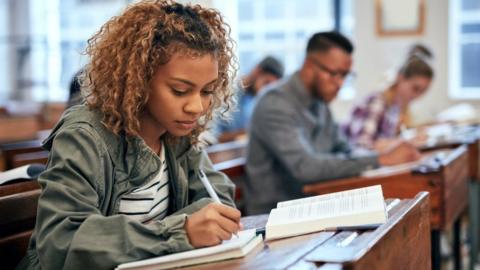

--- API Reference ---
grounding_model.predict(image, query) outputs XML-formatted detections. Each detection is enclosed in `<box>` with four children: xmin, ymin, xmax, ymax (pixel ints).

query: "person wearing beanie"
<box><xmin>214</xmin><ymin>55</ymin><xmax>284</xmax><ymax>142</ymax></box>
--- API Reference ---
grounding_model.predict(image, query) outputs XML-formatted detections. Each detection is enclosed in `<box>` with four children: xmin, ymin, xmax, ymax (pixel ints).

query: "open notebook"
<box><xmin>265</xmin><ymin>185</ymin><xmax>387</xmax><ymax>240</ymax></box>
<box><xmin>116</xmin><ymin>229</ymin><xmax>262</xmax><ymax>270</ymax></box>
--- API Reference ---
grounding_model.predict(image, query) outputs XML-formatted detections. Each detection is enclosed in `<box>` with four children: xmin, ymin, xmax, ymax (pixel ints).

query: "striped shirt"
<box><xmin>118</xmin><ymin>143</ymin><xmax>169</xmax><ymax>223</ymax></box>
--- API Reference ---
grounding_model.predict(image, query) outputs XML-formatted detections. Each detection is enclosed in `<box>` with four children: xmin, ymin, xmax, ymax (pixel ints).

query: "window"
<box><xmin>0</xmin><ymin>0</ymin><xmax>354</xmax><ymax>103</ymax></box>
<box><xmin>0</xmin><ymin>0</ymin><xmax>130</xmax><ymax>104</ymax></box>
<box><xmin>215</xmin><ymin>0</ymin><xmax>354</xmax><ymax>99</ymax></box>
<box><xmin>449</xmin><ymin>0</ymin><xmax>480</xmax><ymax>99</ymax></box>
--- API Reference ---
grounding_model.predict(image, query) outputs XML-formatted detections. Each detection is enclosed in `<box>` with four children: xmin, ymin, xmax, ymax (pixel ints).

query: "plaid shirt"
<box><xmin>342</xmin><ymin>92</ymin><xmax>400</xmax><ymax>148</ymax></box>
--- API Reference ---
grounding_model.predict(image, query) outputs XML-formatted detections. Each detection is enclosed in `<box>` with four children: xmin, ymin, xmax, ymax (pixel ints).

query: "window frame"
<box><xmin>448</xmin><ymin>0</ymin><xmax>480</xmax><ymax>99</ymax></box>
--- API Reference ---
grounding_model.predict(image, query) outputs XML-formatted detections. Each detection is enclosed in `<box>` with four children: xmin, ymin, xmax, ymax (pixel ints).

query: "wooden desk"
<box><xmin>418</xmin><ymin>124</ymin><xmax>479</xmax><ymax>180</ymax></box>
<box><xmin>303</xmin><ymin>146</ymin><xmax>469</xmax><ymax>270</ymax></box>
<box><xmin>180</xmin><ymin>192</ymin><xmax>431</xmax><ymax>270</ymax></box>
<box><xmin>206</xmin><ymin>140</ymin><xmax>247</xmax><ymax>164</ymax></box>
<box><xmin>417</xmin><ymin>124</ymin><xmax>480</xmax><ymax>270</ymax></box>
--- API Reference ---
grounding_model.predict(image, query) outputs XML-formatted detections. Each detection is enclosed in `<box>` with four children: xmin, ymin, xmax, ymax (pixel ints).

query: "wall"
<box><xmin>330</xmin><ymin>0</ymin><xmax>480</xmax><ymax>125</ymax></box>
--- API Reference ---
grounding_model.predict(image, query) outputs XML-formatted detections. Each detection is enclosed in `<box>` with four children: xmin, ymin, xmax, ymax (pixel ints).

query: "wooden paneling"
<box><xmin>0</xmin><ymin>116</ymin><xmax>40</xmax><ymax>144</ymax></box>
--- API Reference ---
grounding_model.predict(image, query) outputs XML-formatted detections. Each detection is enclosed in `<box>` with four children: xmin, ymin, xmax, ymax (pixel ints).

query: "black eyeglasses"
<box><xmin>309</xmin><ymin>57</ymin><xmax>356</xmax><ymax>81</ymax></box>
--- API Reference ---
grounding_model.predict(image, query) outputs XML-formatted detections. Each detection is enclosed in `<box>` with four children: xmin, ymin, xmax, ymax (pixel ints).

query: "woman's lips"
<box><xmin>176</xmin><ymin>120</ymin><xmax>197</xmax><ymax>129</ymax></box>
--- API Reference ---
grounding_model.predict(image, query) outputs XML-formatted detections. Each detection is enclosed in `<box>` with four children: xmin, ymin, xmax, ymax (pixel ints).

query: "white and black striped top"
<box><xmin>118</xmin><ymin>143</ymin><xmax>169</xmax><ymax>223</ymax></box>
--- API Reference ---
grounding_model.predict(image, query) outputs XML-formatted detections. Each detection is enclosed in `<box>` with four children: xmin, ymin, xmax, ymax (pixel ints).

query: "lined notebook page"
<box><xmin>116</xmin><ymin>229</ymin><xmax>257</xmax><ymax>270</ymax></box>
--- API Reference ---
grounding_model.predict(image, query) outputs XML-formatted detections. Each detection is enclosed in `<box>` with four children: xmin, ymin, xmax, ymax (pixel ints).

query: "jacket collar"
<box><xmin>286</xmin><ymin>71</ymin><xmax>321</xmax><ymax>110</ymax></box>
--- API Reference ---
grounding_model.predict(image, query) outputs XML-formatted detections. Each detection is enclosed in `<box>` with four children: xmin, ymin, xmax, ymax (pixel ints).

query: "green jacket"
<box><xmin>17</xmin><ymin>105</ymin><xmax>236</xmax><ymax>270</ymax></box>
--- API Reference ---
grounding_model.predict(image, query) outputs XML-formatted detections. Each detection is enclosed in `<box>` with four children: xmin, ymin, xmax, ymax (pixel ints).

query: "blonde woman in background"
<box><xmin>343</xmin><ymin>44</ymin><xmax>434</xmax><ymax>151</ymax></box>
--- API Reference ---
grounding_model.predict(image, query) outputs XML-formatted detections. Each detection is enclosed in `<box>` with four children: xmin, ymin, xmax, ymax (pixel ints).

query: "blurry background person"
<box><xmin>342</xmin><ymin>44</ymin><xmax>434</xmax><ymax>151</ymax></box>
<box><xmin>214</xmin><ymin>56</ymin><xmax>284</xmax><ymax>142</ymax></box>
<box><xmin>245</xmin><ymin>32</ymin><xmax>421</xmax><ymax>214</ymax></box>
<box><xmin>66</xmin><ymin>69</ymin><xmax>84</xmax><ymax>109</ymax></box>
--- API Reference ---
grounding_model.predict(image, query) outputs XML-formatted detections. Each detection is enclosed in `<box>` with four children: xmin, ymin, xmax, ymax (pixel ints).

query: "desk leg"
<box><xmin>454</xmin><ymin>218</ymin><xmax>462</xmax><ymax>270</ymax></box>
<box><xmin>432</xmin><ymin>230</ymin><xmax>441</xmax><ymax>270</ymax></box>
<box><xmin>469</xmin><ymin>180</ymin><xmax>479</xmax><ymax>270</ymax></box>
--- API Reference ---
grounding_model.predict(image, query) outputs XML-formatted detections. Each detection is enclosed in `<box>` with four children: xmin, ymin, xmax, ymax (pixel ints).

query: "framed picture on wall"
<box><xmin>376</xmin><ymin>0</ymin><xmax>425</xmax><ymax>36</ymax></box>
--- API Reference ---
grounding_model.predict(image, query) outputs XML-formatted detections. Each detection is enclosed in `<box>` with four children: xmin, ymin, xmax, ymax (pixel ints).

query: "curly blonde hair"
<box><xmin>83</xmin><ymin>0</ymin><xmax>237</xmax><ymax>143</ymax></box>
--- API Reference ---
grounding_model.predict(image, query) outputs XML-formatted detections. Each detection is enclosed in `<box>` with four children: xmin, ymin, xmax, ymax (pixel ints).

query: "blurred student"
<box><xmin>343</xmin><ymin>44</ymin><xmax>434</xmax><ymax>150</ymax></box>
<box><xmin>214</xmin><ymin>56</ymin><xmax>284</xmax><ymax>142</ymax></box>
<box><xmin>245</xmin><ymin>32</ymin><xmax>421</xmax><ymax>214</ymax></box>
<box><xmin>17</xmin><ymin>1</ymin><xmax>241</xmax><ymax>269</ymax></box>
<box><xmin>66</xmin><ymin>69</ymin><xmax>83</xmax><ymax>109</ymax></box>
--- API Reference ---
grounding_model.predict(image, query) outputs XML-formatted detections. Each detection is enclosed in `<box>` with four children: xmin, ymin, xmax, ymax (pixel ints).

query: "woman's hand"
<box><xmin>378</xmin><ymin>140</ymin><xmax>422</xmax><ymax>166</ymax></box>
<box><xmin>184</xmin><ymin>203</ymin><xmax>242</xmax><ymax>247</ymax></box>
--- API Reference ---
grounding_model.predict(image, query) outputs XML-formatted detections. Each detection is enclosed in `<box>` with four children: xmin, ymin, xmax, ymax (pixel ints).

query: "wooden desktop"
<box><xmin>180</xmin><ymin>193</ymin><xmax>431</xmax><ymax>270</ymax></box>
<box><xmin>303</xmin><ymin>145</ymin><xmax>469</xmax><ymax>270</ymax></box>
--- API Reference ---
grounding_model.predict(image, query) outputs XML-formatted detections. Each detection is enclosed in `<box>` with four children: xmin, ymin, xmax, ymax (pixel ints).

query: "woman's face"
<box><xmin>396</xmin><ymin>75</ymin><xmax>431</xmax><ymax>106</ymax></box>
<box><xmin>145</xmin><ymin>53</ymin><xmax>219</xmax><ymax>137</ymax></box>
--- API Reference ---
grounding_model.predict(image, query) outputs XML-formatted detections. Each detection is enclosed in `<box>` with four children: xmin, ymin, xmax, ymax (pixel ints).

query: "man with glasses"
<box><xmin>245</xmin><ymin>31</ymin><xmax>421</xmax><ymax>214</ymax></box>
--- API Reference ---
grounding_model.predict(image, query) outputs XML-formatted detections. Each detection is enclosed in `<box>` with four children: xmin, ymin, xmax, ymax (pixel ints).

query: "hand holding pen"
<box><xmin>183</xmin><ymin>169</ymin><xmax>242</xmax><ymax>247</ymax></box>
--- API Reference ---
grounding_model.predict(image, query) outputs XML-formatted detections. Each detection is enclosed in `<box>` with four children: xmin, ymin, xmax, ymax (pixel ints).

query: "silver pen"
<box><xmin>198</xmin><ymin>169</ymin><xmax>221</xmax><ymax>203</ymax></box>
<box><xmin>198</xmin><ymin>169</ymin><xmax>239</xmax><ymax>238</ymax></box>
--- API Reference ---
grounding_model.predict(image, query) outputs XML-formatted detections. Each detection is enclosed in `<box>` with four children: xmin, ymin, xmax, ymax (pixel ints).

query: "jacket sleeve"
<box><xmin>251</xmin><ymin>93</ymin><xmax>379</xmax><ymax>184</ymax></box>
<box><xmin>34</xmin><ymin>126</ymin><xmax>193</xmax><ymax>270</ymax></box>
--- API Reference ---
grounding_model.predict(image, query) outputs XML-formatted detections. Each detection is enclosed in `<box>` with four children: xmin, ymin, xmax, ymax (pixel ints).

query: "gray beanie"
<box><xmin>258</xmin><ymin>56</ymin><xmax>284</xmax><ymax>78</ymax></box>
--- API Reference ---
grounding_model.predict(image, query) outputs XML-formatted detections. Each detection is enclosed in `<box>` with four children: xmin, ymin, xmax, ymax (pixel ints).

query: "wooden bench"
<box><xmin>0</xmin><ymin>140</ymin><xmax>45</xmax><ymax>170</ymax></box>
<box><xmin>0</xmin><ymin>116</ymin><xmax>40</xmax><ymax>145</ymax></box>
<box><xmin>206</xmin><ymin>140</ymin><xmax>247</xmax><ymax>164</ymax></box>
<box><xmin>0</xmin><ymin>180</ymin><xmax>40</xmax><ymax>269</ymax></box>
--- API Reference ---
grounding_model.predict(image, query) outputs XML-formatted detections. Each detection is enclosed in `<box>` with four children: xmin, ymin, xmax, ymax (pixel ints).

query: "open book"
<box><xmin>116</xmin><ymin>229</ymin><xmax>263</xmax><ymax>270</ymax></box>
<box><xmin>0</xmin><ymin>164</ymin><xmax>45</xmax><ymax>185</ymax></box>
<box><xmin>361</xmin><ymin>151</ymin><xmax>447</xmax><ymax>178</ymax></box>
<box><xmin>265</xmin><ymin>185</ymin><xmax>387</xmax><ymax>240</ymax></box>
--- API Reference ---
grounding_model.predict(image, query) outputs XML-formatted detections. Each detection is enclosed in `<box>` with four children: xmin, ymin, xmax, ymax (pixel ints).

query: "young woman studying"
<box><xmin>17</xmin><ymin>1</ymin><xmax>241</xmax><ymax>269</ymax></box>
<box><xmin>343</xmin><ymin>45</ymin><xmax>434</xmax><ymax>150</ymax></box>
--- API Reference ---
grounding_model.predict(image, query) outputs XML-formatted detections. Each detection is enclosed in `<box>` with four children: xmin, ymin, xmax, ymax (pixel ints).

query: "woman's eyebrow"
<box><xmin>170</xmin><ymin>77</ymin><xmax>195</xmax><ymax>86</ymax></box>
<box><xmin>171</xmin><ymin>77</ymin><xmax>218</xmax><ymax>87</ymax></box>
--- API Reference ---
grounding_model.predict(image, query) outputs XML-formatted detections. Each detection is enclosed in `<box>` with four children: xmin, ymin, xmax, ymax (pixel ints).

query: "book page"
<box><xmin>361</xmin><ymin>151</ymin><xmax>448</xmax><ymax>177</ymax></box>
<box><xmin>0</xmin><ymin>165</ymin><xmax>30</xmax><ymax>185</ymax></box>
<box><xmin>268</xmin><ymin>190</ymin><xmax>385</xmax><ymax>225</ymax></box>
<box><xmin>116</xmin><ymin>229</ymin><xmax>256</xmax><ymax>270</ymax></box>
<box><xmin>277</xmin><ymin>185</ymin><xmax>382</xmax><ymax>208</ymax></box>
<box><xmin>361</xmin><ymin>160</ymin><xmax>422</xmax><ymax>177</ymax></box>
